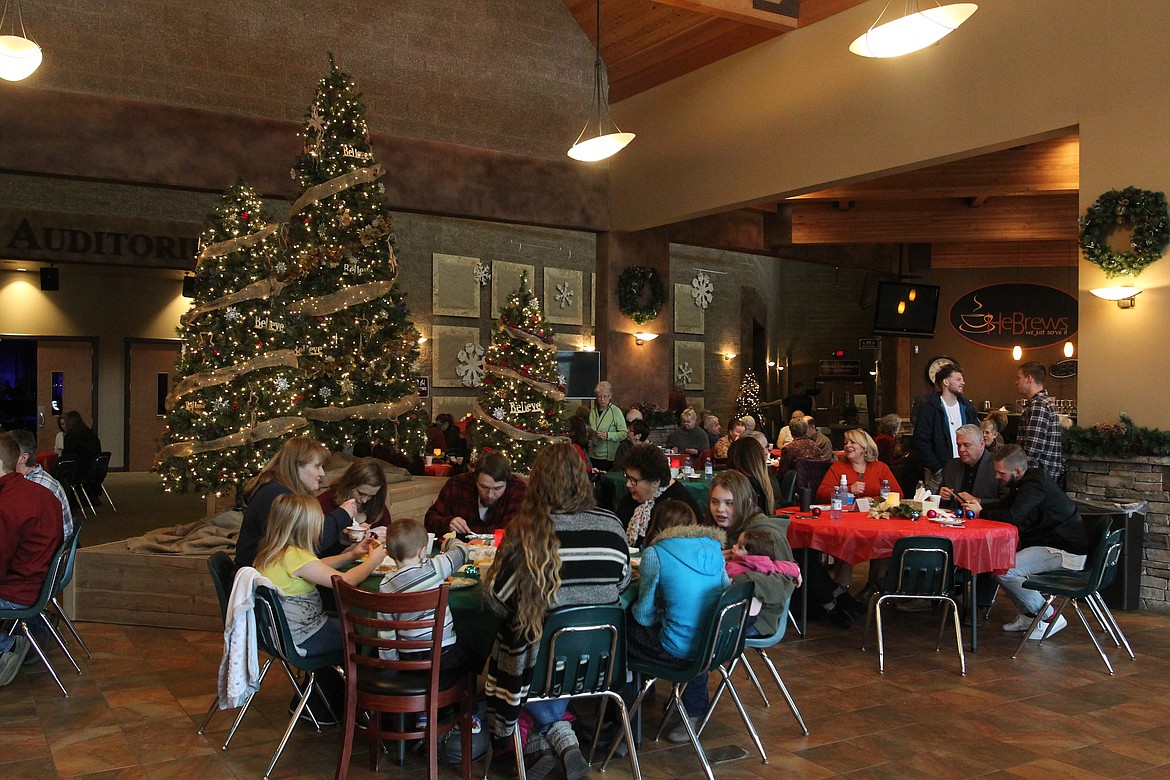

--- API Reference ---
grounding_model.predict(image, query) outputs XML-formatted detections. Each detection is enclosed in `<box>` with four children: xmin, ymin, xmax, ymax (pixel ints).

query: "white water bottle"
<box><xmin>831</xmin><ymin>475</ymin><xmax>845</xmax><ymax>520</ymax></box>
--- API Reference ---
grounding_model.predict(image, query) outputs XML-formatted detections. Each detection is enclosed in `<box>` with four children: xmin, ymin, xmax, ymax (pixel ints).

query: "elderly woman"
<box><xmin>981</xmin><ymin>410</ymin><xmax>1008</xmax><ymax>451</ymax></box>
<box><xmin>874</xmin><ymin>414</ymin><xmax>905</xmax><ymax>465</ymax></box>
<box><xmin>712</xmin><ymin>418</ymin><xmax>745</xmax><ymax>459</ymax></box>
<box><xmin>816</xmin><ymin>429</ymin><xmax>903</xmax><ymax>503</ymax></box>
<box><xmin>616</xmin><ymin>442</ymin><xmax>701</xmax><ymax>547</ymax></box>
<box><xmin>613</xmin><ymin>418</ymin><xmax>649</xmax><ymax>473</ymax></box>
<box><xmin>587</xmin><ymin>381</ymin><xmax>626</xmax><ymax>471</ymax></box>
<box><xmin>666</xmin><ymin>407</ymin><xmax>709</xmax><ymax>457</ymax></box>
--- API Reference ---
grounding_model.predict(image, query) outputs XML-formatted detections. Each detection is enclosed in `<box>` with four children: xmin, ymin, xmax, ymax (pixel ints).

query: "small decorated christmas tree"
<box><xmin>474</xmin><ymin>273</ymin><xmax>566</xmax><ymax>472</ymax></box>
<box><xmin>283</xmin><ymin>54</ymin><xmax>425</xmax><ymax>454</ymax></box>
<box><xmin>157</xmin><ymin>180</ymin><xmax>305</xmax><ymax>501</ymax></box>
<box><xmin>734</xmin><ymin>368</ymin><xmax>762</xmax><ymax>421</ymax></box>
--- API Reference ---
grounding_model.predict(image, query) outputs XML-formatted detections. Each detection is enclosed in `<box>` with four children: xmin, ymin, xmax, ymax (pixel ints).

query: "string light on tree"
<box><xmin>734</xmin><ymin>368</ymin><xmax>762</xmax><ymax>420</ymax></box>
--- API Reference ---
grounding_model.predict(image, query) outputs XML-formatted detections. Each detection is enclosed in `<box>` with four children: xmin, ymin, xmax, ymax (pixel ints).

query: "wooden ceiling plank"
<box><xmin>650</xmin><ymin>0</ymin><xmax>797</xmax><ymax>31</ymax></box>
<box><xmin>932</xmin><ymin>240</ymin><xmax>1078</xmax><ymax>268</ymax></box>
<box><xmin>789</xmin><ymin>195</ymin><xmax>1080</xmax><ymax>244</ymax></box>
<box><xmin>789</xmin><ymin>136</ymin><xmax>1079</xmax><ymax>201</ymax></box>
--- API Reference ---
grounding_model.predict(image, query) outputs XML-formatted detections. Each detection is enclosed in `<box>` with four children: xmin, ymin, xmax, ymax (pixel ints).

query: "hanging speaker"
<box><xmin>182</xmin><ymin>274</ymin><xmax>196</xmax><ymax>298</ymax></box>
<box><xmin>40</xmin><ymin>267</ymin><xmax>59</xmax><ymax>291</ymax></box>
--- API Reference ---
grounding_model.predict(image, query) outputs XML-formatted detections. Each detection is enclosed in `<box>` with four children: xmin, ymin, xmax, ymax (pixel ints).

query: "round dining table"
<box><xmin>784</xmin><ymin>508</ymin><xmax>1018</xmax><ymax>651</ymax></box>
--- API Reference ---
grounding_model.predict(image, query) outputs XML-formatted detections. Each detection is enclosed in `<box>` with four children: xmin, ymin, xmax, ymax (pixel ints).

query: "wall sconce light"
<box><xmin>766</xmin><ymin>360</ymin><xmax>776</xmax><ymax>368</ymax></box>
<box><xmin>581</xmin><ymin>343</ymin><xmax>595</xmax><ymax>352</ymax></box>
<box><xmin>1090</xmin><ymin>286</ymin><xmax>1142</xmax><ymax>309</ymax></box>
<box><xmin>723</xmin><ymin>352</ymin><xmax>737</xmax><ymax>361</ymax></box>
<box><xmin>1063</xmin><ymin>341</ymin><xmax>1075</xmax><ymax>358</ymax></box>
<box><xmin>1011</xmin><ymin>345</ymin><xmax>1022</xmax><ymax>361</ymax></box>
<box><xmin>417</xmin><ymin>336</ymin><xmax>428</xmax><ymax>345</ymax></box>
<box><xmin>633</xmin><ymin>332</ymin><xmax>658</xmax><ymax>346</ymax></box>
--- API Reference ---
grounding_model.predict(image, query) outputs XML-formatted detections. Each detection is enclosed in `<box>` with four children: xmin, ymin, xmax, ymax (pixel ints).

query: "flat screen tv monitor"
<box><xmin>556</xmin><ymin>351</ymin><xmax>601</xmax><ymax>400</ymax></box>
<box><xmin>872</xmin><ymin>281</ymin><xmax>941</xmax><ymax>338</ymax></box>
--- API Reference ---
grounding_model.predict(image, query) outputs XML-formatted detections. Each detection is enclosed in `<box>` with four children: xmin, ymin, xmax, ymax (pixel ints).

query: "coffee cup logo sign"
<box><xmin>949</xmin><ymin>284</ymin><xmax>1077</xmax><ymax>350</ymax></box>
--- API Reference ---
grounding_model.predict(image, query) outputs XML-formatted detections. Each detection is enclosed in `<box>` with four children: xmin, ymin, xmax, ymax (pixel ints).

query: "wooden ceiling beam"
<box><xmin>932</xmin><ymin>240</ymin><xmax>1079</xmax><ymax>268</ymax></box>
<box><xmin>789</xmin><ymin>195</ymin><xmax>1080</xmax><ymax>244</ymax></box>
<box><xmin>649</xmin><ymin>0</ymin><xmax>797</xmax><ymax>31</ymax></box>
<box><xmin>789</xmin><ymin>136</ymin><xmax>1080</xmax><ymax>201</ymax></box>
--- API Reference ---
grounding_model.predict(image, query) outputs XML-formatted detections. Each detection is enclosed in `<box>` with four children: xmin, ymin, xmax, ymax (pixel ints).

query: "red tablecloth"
<box><xmin>36</xmin><ymin>451</ymin><xmax>59</xmax><ymax>472</ymax></box>
<box><xmin>424</xmin><ymin>463</ymin><xmax>453</xmax><ymax>477</ymax></box>
<box><xmin>785</xmin><ymin>510</ymin><xmax>1017</xmax><ymax>574</ymax></box>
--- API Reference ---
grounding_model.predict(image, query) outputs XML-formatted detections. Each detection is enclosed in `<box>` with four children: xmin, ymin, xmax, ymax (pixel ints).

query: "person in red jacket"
<box><xmin>424</xmin><ymin>452</ymin><xmax>527</xmax><ymax>535</ymax></box>
<box><xmin>0</xmin><ymin>433</ymin><xmax>64</xmax><ymax>684</ymax></box>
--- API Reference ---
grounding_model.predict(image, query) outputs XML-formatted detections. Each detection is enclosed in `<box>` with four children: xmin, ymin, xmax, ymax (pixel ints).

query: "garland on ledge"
<box><xmin>1079</xmin><ymin>186</ymin><xmax>1170</xmax><ymax>278</ymax></box>
<box><xmin>618</xmin><ymin>265</ymin><xmax>665</xmax><ymax>325</ymax></box>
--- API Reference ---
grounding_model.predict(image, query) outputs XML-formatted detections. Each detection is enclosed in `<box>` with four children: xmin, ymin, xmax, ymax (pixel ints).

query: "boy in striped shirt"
<box><xmin>379</xmin><ymin>518</ymin><xmax>469</xmax><ymax>670</ymax></box>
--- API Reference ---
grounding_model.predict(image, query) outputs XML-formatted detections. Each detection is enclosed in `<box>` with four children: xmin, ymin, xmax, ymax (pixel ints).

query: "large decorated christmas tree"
<box><xmin>474</xmin><ymin>274</ymin><xmax>566</xmax><ymax>472</ymax></box>
<box><xmin>157</xmin><ymin>180</ymin><xmax>305</xmax><ymax>501</ymax></box>
<box><xmin>283</xmin><ymin>55</ymin><xmax>425</xmax><ymax>453</ymax></box>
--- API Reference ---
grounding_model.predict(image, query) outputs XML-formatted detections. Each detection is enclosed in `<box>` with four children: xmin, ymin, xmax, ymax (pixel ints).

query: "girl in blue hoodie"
<box><xmin>628</xmin><ymin>500</ymin><xmax>728</xmax><ymax>741</ymax></box>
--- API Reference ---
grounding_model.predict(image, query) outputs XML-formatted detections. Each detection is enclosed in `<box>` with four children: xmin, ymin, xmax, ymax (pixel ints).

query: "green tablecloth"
<box><xmin>602</xmin><ymin>471</ymin><xmax>712</xmax><ymax>512</ymax></box>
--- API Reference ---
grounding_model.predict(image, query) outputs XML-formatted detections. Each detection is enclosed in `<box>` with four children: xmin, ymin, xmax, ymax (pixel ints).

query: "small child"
<box><xmin>725</xmin><ymin>528</ymin><xmax>802</xmax><ymax>637</ymax></box>
<box><xmin>379</xmin><ymin>517</ymin><xmax>469</xmax><ymax>669</ymax></box>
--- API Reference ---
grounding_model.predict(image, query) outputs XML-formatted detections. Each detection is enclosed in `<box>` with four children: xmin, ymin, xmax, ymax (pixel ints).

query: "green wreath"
<box><xmin>617</xmin><ymin>265</ymin><xmax>665</xmax><ymax>325</ymax></box>
<box><xmin>1078</xmin><ymin>186</ymin><xmax>1169</xmax><ymax>278</ymax></box>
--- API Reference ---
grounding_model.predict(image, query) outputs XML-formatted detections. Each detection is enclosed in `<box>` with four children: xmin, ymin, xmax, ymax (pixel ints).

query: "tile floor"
<box><xmin>2</xmin><ymin>600</ymin><xmax>1168</xmax><ymax>779</ymax></box>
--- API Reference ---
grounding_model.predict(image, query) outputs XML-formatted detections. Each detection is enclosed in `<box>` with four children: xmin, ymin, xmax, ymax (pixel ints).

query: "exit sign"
<box><xmin>859</xmin><ymin>338</ymin><xmax>879</xmax><ymax>350</ymax></box>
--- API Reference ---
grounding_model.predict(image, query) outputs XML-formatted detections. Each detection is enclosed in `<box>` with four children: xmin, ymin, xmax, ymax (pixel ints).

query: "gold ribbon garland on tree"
<box><xmin>472</xmin><ymin>402</ymin><xmax>568</xmax><ymax>443</ymax></box>
<box><xmin>156</xmin><ymin>415</ymin><xmax>309</xmax><ymax>460</ymax></box>
<box><xmin>180</xmin><ymin>278</ymin><xmax>289</xmax><ymax>326</ymax></box>
<box><xmin>484</xmin><ymin>362</ymin><xmax>565</xmax><ymax>400</ymax></box>
<box><xmin>302</xmin><ymin>394</ymin><xmax>421</xmax><ymax>422</ymax></box>
<box><xmin>166</xmin><ymin>350</ymin><xmax>301</xmax><ymax>408</ymax></box>
<box><xmin>286</xmin><ymin>280</ymin><xmax>396</xmax><ymax>317</ymax></box>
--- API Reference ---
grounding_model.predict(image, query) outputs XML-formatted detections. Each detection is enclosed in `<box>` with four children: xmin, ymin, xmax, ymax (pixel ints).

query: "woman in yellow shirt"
<box><xmin>253</xmin><ymin>494</ymin><xmax>386</xmax><ymax>654</ymax></box>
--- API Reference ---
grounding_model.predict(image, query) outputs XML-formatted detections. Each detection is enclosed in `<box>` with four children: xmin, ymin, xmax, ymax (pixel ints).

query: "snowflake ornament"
<box><xmin>274</xmin><ymin>261</ymin><xmax>288</xmax><ymax>276</ymax></box>
<box><xmin>339</xmin><ymin>378</ymin><xmax>355</xmax><ymax>395</ymax></box>
<box><xmin>554</xmin><ymin>282</ymin><xmax>574</xmax><ymax>309</ymax></box>
<box><xmin>319</xmin><ymin>386</ymin><xmax>333</xmax><ymax>401</ymax></box>
<box><xmin>474</xmin><ymin>260</ymin><xmax>492</xmax><ymax>286</ymax></box>
<box><xmin>456</xmin><ymin>342</ymin><xmax>486</xmax><ymax>388</ymax></box>
<box><xmin>274</xmin><ymin>377</ymin><xmax>291</xmax><ymax>392</ymax></box>
<box><xmin>212</xmin><ymin>397</ymin><xmax>229</xmax><ymax>411</ymax></box>
<box><xmin>691</xmin><ymin>272</ymin><xmax>714</xmax><ymax>309</ymax></box>
<box><xmin>225</xmin><ymin>306</ymin><xmax>242</xmax><ymax>322</ymax></box>
<box><xmin>676</xmin><ymin>362</ymin><xmax>693</xmax><ymax>385</ymax></box>
<box><xmin>492</xmin><ymin>406</ymin><xmax>506</xmax><ymax>419</ymax></box>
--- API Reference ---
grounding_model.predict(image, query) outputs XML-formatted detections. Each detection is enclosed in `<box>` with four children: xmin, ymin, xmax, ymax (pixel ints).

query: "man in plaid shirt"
<box><xmin>424</xmin><ymin>451</ymin><xmax>526</xmax><ymax>535</ymax></box>
<box><xmin>1015</xmin><ymin>362</ymin><xmax>1064</xmax><ymax>485</ymax></box>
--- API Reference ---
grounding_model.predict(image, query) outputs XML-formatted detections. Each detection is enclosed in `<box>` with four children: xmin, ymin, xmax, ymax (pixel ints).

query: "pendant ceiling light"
<box><xmin>568</xmin><ymin>0</ymin><xmax>634</xmax><ymax>162</ymax></box>
<box><xmin>0</xmin><ymin>0</ymin><xmax>42</xmax><ymax>82</ymax></box>
<box><xmin>850</xmin><ymin>1</ymin><xmax>978</xmax><ymax>59</ymax></box>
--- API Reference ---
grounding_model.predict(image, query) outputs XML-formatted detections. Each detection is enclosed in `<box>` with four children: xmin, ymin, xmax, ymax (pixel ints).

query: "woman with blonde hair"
<box><xmin>252</xmin><ymin>493</ymin><xmax>385</xmax><ymax>654</ymax></box>
<box><xmin>316</xmin><ymin>458</ymin><xmax>391</xmax><ymax>556</ymax></box>
<box><xmin>235</xmin><ymin>436</ymin><xmax>360</xmax><ymax>567</ymax></box>
<box><xmin>981</xmin><ymin>410</ymin><xmax>1008</xmax><ymax>451</ymax></box>
<box><xmin>816</xmin><ymin>429</ymin><xmax>902</xmax><ymax>504</ymax></box>
<box><xmin>483</xmin><ymin>442</ymin><xmax>630</xmax><ymax>779</ymax></box>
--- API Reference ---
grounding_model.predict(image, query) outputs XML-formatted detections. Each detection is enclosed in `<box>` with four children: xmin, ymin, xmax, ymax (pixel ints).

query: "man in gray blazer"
<box><xmin>938</xmin><ymin>424</ymin><xmax>1007</xmax><ymax>510</ymax></box>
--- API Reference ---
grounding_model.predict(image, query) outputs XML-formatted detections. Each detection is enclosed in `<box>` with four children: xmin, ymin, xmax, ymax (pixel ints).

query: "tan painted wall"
<box><xmin>609</xmin><ymin>0</ymin><xmax>1170</xmax><ymax>427</ymax></box>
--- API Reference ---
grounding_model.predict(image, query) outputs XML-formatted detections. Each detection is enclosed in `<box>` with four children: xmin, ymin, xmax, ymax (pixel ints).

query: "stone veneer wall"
<box><xmin>1065</xmin><ymin>454</ymin><xmax>1170</xmax><ymax>611</ymax></box>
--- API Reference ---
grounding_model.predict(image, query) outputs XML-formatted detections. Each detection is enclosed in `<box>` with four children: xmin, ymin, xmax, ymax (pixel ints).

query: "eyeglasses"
<box><xmin>624</xmin><ymin>474</ymin><xmax>645</xmax><ymax>485</ymax></box>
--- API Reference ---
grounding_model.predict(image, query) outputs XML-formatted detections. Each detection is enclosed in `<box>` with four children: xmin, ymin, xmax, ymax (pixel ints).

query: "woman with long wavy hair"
<box><xmin>727</xmin><ymin>436</ymin><xmax>780</xmax><ymax>512</ymax></box>
<box><xmin>483</xmin><ymin>442</ymin><xmax>630</xmax><ymax>780</ymax></box>
<box><xmin>315</xmin><ymin>458</ymin><xmax>391</xmax><ymax>556</ymax></box>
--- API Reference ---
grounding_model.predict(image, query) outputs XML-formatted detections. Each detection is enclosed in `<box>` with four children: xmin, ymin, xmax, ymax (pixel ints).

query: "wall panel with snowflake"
<box><xmin>674</xmin><ymin>340</ymin><xmax>705</xmax><ymax>391</ymax></box>
<box><xmin>543</xmin><ymin>268</ymin><xmax>583</xmax><ymax>325</ymax></box>
<box><xmin>491</xmin><ymin>261</ymin><xmax>537</xmax><ymax>318</ymax></box>
<box><xmin>673</xmin><ymin>283</ymin><xmax>704</xmax><ymax>335</ymax></box>
<box><xmin>432</xmin><ymin>253</ymin><xmax>481</xmax><ymax>318</ymax></box>
<box><xmin>432</xmin><ymin>325</ymin><xmax>482</xmax><ymax>387</ymax></box>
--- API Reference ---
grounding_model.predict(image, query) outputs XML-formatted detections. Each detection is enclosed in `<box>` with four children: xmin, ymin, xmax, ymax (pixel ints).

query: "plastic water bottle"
<box><xmin>831</xmin><ymin>475</ymin><xmax>845</xmax><ymax>520</ymax></box>
<box><xmin>703</xmin><ymin>457</ymin><xmax>714</xmax><ymax>481</ymax></box>
<box><xmin>879</xmin><ymin>479</ymin><xmax>890</xmax><ymax>502</ymax></box>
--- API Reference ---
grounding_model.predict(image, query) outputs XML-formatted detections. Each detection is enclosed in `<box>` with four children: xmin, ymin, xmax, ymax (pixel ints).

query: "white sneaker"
<box><xmin>1002</xmin><ymin>613</ymin><xmax>1037</xmax><ymax>632</ymax></box>
<box><xmin>1029</xmin><ymin>614</ymin><xmax>1067</xmax><ymax>640</ymax></box>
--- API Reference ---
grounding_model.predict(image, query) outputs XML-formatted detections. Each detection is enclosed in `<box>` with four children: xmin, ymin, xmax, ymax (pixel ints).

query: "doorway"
<box><xmin>125</xmin><ymin>339</ymin><xmax>180</xmax><ymax>472</ymax></box>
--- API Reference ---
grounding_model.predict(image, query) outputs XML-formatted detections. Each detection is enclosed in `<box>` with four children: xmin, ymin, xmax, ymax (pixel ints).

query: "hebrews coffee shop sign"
<box><xmin>949</xmin><ymin>284</ymin><xmax>1077</xmax><ymax>350</ymax></box>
